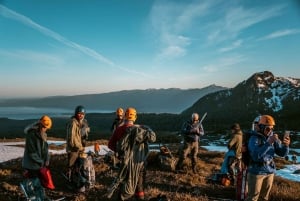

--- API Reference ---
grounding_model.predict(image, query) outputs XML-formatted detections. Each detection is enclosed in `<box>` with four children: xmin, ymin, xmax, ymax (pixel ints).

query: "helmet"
<box><xmin>75</xmin><ymin>105</ymin><xmax>85</xmax><ymax>114</ymax></box>
<box><xmin>39</xmin><ymin>115</ymin><xmax>52</xmax><ymax>129</ymax></box>
<box><xmin>116</xmin><ymin>107</ymin><xmax>124</xmax><ymax>116</ymax></box>
<box><xmin>258</xmin><ymin>115</ymin><xmax>275</xmax><ymax>126</ymax></box>
<box><xmin>125</xmin><ymin>107</ymin><xmax>137</xmax><ymax>121</ymax></box>
<box><xmin>253</xmin><ymin>115</ymin><xmax>261</xmax><ymax>123</ymax></box>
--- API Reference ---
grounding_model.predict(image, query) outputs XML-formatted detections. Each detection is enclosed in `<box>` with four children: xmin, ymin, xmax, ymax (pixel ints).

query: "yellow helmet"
<box><xmin>116</xmin><ymin>107</ymin><xmax>124</xmax><ymax>116</ymax></box>
<box><xmin>258</xmin><ymin>115</ymin><xmax>275</xmax><ymax>126</ymax></box>
<box><xmin>39</xmin><ymin>115</ymin><xmax>52</xmax><ymax>129</ymax></box>
<box><xmin>125</xmin><ymin>107</ymin><xmax>137</xmax><ymax>121</ymax></box>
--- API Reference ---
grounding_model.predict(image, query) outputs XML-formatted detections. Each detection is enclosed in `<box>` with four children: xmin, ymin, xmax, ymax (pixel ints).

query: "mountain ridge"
<box><xmin>0</xmin><ymin>84</ymin><xmax>226</xmax><ymax>114</ymax></box>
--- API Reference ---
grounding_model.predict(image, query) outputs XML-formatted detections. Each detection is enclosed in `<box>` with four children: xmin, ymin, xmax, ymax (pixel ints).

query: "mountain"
<box><xmin>0</xmin><ymin>85</ymin><xmax>226</xmax><ymax>113</ymax></box>
<box><xmin>182</xmin><ymin>71</ymin><xmax>300</xmax><ymax>130</ymax></box>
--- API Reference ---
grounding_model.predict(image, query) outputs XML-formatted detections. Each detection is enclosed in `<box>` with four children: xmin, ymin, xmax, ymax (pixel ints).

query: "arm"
<box><xmin>248</xmin><ymin>135</ymin><xmax>274</xmax><ymax>163</ymax></box>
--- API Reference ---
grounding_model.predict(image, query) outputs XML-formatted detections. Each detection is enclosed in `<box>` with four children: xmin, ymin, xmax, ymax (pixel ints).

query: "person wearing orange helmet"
<box><xmin>22</xmin><ymin>115</ymin><xmax>52</xmax><ymax>199</ymax></box>
<box><xmin>246</xmin><ymin>115</ymin><xmax>290</xmax><ymax>201</ymax></box>
<box><xmin>110</xmin><ymin>107</ymin><xmax>124</xmax><ymax>133</ymax></box>
<box><xmin>107</xmin><ymin>107</ymin><xmax>156</xmax><ymax>201</ymax></box>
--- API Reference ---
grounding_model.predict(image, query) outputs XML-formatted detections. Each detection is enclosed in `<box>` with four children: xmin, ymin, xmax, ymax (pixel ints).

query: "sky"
<box><xmin>1</xmin><ymin>0</ymin><xmax>300</xmax><ymax>98</ymax></box>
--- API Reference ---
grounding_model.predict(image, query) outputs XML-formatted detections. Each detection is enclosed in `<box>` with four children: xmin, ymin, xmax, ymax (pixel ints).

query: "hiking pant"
<box><xmin>220</xmin><ymin>150</ymin><xmax>235</xmax><ymax>174</ymax></box>
<box><xmin>119</xmin><ymin>165</ymin><xmax>146</xmax><ymax>201</ymax></box>
<box><xmin>68</xmin><ymin>151</ymin><xmax>79</xmax><ymax>168</ymax></box>
<box><xmin>246</xmin><ymin>173</ymin><xmax>274</xmax><ymax>201</ymax></box>
<box><xmin>177</xmin><ymin>141</ymin><xmax>198</xmax><ymax>170</ymax></box>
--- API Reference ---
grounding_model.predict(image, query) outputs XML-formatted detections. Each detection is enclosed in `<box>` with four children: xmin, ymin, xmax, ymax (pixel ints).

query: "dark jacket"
<box><xmin>181</xmin><ymin>120</ymin><xmax>204</xmax><ymax>142</ymax></box>
<box><xmin>22</xmin><ymin>123</ymin><xmax>49</xmax><ymax>170</ymax></box>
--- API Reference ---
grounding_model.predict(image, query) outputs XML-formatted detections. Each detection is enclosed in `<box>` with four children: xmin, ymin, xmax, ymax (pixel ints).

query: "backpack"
<box><xmin>70</xmin><ymin>154</ymin><xmax>95</xmax><ymax>192</ymax></box>
<box><xmin>241</xmin><ymin>130</ymin><xmax>263</xmax><ymax>167</ymax></box>
<box><xmin>82</xmin><ymin>154</ymin><xmax>96</xmax><ymax>189</ymax></box>
<box><xmin>20</xmin><ymin>177</ymin><xmax>46</xmax><ymax>201</ymax></box>
<box><xmin>158</xmin><ymin>145</ymin><xmax>176</xmax><ymax>172</ymax></box>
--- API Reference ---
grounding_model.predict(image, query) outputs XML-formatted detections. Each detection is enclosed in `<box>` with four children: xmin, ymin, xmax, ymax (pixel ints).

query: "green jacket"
<box><xmin>22</xmin><ymin>123</ymin><xmax>49</xmax><ymax>170</ymax></box>
<box><xmin>228</xmin><ymin>130</ymin><xmax>243</xmax><ymax>159</ymax></box>
<box><xmin>66</xmin><ymin>117</ymin><xmax>84</xmax><ymax>152</ymax></box>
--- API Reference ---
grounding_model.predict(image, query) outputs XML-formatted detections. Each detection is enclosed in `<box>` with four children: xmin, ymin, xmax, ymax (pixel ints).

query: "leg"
<box><xmin>246</xmin><ymin>173</ymin><xmax>264</xmax><ymax>201</ymax></box>
<box><xmin>259</xmin><ymin>173</ymin><xmax>274</xmax><ymax>201</ymax></box>
<box><xmin>176</xmin><ymin>142</ymin><xmax>191</xmax><ymax>171</ymax></box>
<box><xmin>191</xmin><ymin>141</ymin><xmax>198</xmax><ymax>173</ymax></box>
<box><xmin>135</xmin><ymin>166</ymin><xmax>145</xmax><ymax>200</ymax></box>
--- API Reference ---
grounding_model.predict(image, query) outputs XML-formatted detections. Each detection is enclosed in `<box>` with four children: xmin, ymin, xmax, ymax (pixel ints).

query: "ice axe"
<box><xmin>199</xmin><ymin>112</ymin><xmax>207</xmax><ymax>124</ymax></box>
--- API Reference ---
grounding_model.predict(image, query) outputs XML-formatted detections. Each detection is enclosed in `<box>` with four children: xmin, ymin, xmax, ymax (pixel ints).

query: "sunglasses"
<box><xmin>265</xmin><ymin>126</ymin><xmax>274</xmax><ymax>133</ymax></box>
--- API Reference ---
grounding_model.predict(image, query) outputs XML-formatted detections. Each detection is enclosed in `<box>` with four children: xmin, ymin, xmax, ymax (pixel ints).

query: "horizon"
<box><xmin>1</xmin><ymin>1</ymin><xmax>300</xmax><ymax>98</ymax></box>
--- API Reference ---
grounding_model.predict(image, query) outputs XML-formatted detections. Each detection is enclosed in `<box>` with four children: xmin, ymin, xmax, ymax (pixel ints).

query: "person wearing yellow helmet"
<box><xmin>107</xmin><ymin>107</ymin><xmax>156</xmax><ymax>201</ymax></box>
<box><xmin>110</xmin><ymin>107</ymin><xmax>124</xmax><ymax>133</ymax></box>
<box><xmin>246</xmin><ymin>115</ymin><xmax>290</xmax><ymax>201</ymax></box>
<box><xmin>108</xmin><ymin>107</ymin><xmax>137</xmax><ymax>153</ymax></box>
<box><xmin>22</xmin><ymin>115</ymin><xmax>52</xmax><ymax>199</ymax></box>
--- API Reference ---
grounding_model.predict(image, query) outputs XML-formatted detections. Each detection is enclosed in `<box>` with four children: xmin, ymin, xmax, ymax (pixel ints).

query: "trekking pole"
<box><xmin>20</xmin><ymin>183</ymin><xmax>29</xmax><ymax>200</ymax></box>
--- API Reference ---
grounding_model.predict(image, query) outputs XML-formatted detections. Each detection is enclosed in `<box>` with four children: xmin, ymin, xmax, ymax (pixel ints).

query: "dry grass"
<box><xmin>0</xmin><ymin>141</ymin><xmax>299</xmax><ymax>201</ymax></box>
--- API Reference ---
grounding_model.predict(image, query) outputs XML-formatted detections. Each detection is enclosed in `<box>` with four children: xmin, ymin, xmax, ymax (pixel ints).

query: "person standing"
<box><xmin>107</xmin><ymin>107</ymin><xmax>156</xmax><ymax>201</ymax></box>
<box><xmin>176</xmin><ymin>112</ymin><xmax>204</xmax><ymax>173</ymax></box>
<box><xmin>65</xmin><ymin>105</ymin><xmax>88</xmax><ymax>180</ymax></box>
<box><xmin>22</xmin><ymin>115</ymin><xmax>52</xmax><ymax>200</ymax></box>
<box><xmin>220</xmin><ymin>123</ymin><xmax>243</xmax><ymax>178</ymax></box>
<box><xmin>246</xmin><ymin>115</ymin><xmax>290</xmax><ymax>201</ymax></box>
<box><xmin>110</xmin><ymin>107</ymin><xmax>124</xmax><ymax>133</ymax></box>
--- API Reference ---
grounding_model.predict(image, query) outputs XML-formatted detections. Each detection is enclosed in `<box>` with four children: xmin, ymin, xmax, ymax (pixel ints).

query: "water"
<box><xmin>0</xmin><ymin>107</ymin><xmax>113</xmax><ymax>120</ymax></box>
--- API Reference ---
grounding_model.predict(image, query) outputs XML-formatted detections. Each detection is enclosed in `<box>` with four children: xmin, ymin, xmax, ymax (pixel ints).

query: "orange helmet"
<box><xmin>258</xmin><ymin>115</ymin><xmax>275</xmax><ymax>126</ymax></box>
<box><xmin>116</xmin><ymin>107</ymin><xmax>124</xmax><ymax>116</ymax></box>
<box><xmin>39</xmin><ymin>115</ymin><xmax>52</xmax><ymax>129</ymax></box>
<box><xmin>125</xmin><ymin>107</ymin><xmax>137</xmax><ymax>121</ymax></box>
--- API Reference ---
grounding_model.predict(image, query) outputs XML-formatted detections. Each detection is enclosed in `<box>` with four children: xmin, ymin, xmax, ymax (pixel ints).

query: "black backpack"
<box><xmin>242</xmin><ymin>130</ymin><xmax>263</xmax><ymax>167</ymax></box>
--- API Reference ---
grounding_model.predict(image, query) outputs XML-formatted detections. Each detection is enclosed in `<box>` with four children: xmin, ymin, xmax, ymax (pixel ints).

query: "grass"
<box><xmin>0</xmin><ymin>139</ymin><xmax>299</xmax><ymax>201</ymax></box>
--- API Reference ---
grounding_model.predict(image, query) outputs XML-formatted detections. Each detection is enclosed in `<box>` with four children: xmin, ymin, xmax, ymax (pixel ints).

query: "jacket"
<box><xmin>22</xmin><ymin>123</ymin><xmax>49</xmax><ymax>170</ymax></box>
<box><xmin>66</xmin><ymin>117</ymin><xmax>84</xmax><ymax>152</ymax></box>
<box><xmin>248</xmin><ymin>131</ymin><xmax>289</xmax><ymax>175</ymax></box>
<box><xmin>228</xmin><ymin>130</ymin><xmax>243</xmax><ymax>159</ymax></box>
<box><xmin>182</xmin><ymin>120</ymin><xmax>204</xmax><ymax>142</ymax></box>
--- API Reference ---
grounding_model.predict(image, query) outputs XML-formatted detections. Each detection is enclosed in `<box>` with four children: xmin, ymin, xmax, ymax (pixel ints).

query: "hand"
<box><xmin>267</xmin><ymin>134</ymin><xmax>278</xmax><ymax>144</ymax></box>
<box><xmin>45</xmin><ymin>161</ymin><xmax>49</xmax><ymax>167</ymax></box>
<box><xmin>282</xmin><ymin>136</ymin><xmax>290</xmax><ymax>147</ymax></box>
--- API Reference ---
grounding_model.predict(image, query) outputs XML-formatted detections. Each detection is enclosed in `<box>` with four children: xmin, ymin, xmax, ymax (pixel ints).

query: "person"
<box><xmin>110</xmin><ymin>107</ymin><xmax>124</xmax><ymax>133</ymax></box>
<box><xmin>220</xmin><ymin>123</ymin><xmax>243</xmax><ymax>179</ymax></box>
<box><xmin>22</xmin><ymin>115</ymin><xmax>52</xmax><ymax>200</ymax></box>
<box><xmin>65</xmin><ymin>105</ymin><xmax>89</xmax><ymax>182</ymax></box>
<box><xmin>107</xmin><ymin>107</ymin><xmax>156</xmax><ymax>201</ymax></box>
<box><xmin>246</xmin><ymin>115</ymin><xmax>290</xmax><ymax>201</ymax></box>
<box><xmin>176</xmin><ymin>112</ymin><xmax>204</xmax><ymax>173</ymax></box>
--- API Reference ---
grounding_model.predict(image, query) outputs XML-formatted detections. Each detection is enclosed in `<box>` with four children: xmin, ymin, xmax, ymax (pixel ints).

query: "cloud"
<box><xmin>0</xmin><ymin>5</ymin><xmax>115</xmax><ymax>67</ymax></box>
<box><xmin>150</xmin><ymin>0</ymin><xmax>217</xmax><ymax>61</ymax></box>
<box><xmin>207</xmin><ymin>4</ymin><xmax>285</xmax><ymax>43</ymax></box>
<box><xmin>219</xmin><ymin>39</ymin><xmax>243</xmax><ymax>52</ymax></box>
<box><xmin>258</xmin><ymin>29</ymin><xmax>300</xmax><ymax>41</ymax></box>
